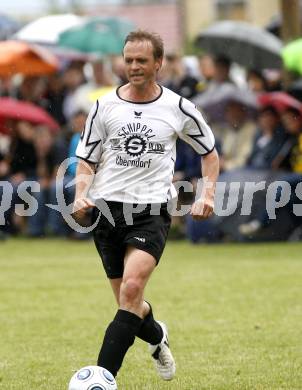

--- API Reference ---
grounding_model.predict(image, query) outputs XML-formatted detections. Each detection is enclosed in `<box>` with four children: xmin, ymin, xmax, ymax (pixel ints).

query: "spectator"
<box><xmin>246</xmin><ymin>106</ymin><xmax>287</xmax><ymax>170</ymax></box>
<box><xmin>68</xmin><ymin>110</ymin><xmax>87</xmax><ymax>177</ymax></box>
<box><xmin>193</xmin><ymin>55</ymin><xmax>237</xmax><ymax>111</ymax></box>
<box><xmin>160</xmin><ymin>53</ymin><xmax>199</xmax><ymax>98</ymax></box>
<box><xmin>72</xmin><ymin>58</ymin><xmax>114</xmax><ymax>114</ymax></box>
<box><xmin>62</xmin><ymin>62</ymin><xmax>86</xmax><ymax>120</ymax></box>
<box><xmin>219</xmin><ymin>101</ymin><xmax>257</xmax><ymax>171</ymax></box>
<box><xmin>27</xmin><ymin>121</ymin><xmax>77</xmax><ymax>237</ymax></box>
<box><xmin>45</xmin><ymin>73</ymin><xmax>67</xmax><ymax>125</ymax></box>
<box><xmin>197</xmin><ymin>54</ymin><xmax>215</xmax><ymax>83</ymax></box>
<box><xmin>247</xmin><ymin>69</ymin><xmax>269</xmax><ymax>94</ymax></box>
<box><xmin>6</xmin><ymin>121</ymin><xmax>37</xmax><ymax>234</ymax></box>
<box><xmin>239</xmin><ymin>107</ymin><xmax>302</xmax><ymax>236</ymax></box>
<box><xmin>212</xmin><ymin>55</ymin><xmax>233</xmax><ymax>85</ymax></box>
<box><xmin>16</xmin><ymin>76</ymin><xmax>48</xmax><ymax>108</ymax></box>
<box><xmin>27</xmin><ymin>126</ymin><xmax>56</xmax><ymax>237</ymax></box>
<box><xmin>195</xmin><ymin>54</ymin><xmax>215</xmax><ymax>94</ymax></box>
<box><xmin>273</xmin><ymin>107</ymin><xmax>302</xmax><ymax>171</ymax></box>
<box><xmin>263</xmin><ymin>69</ymin><xmax>282</xmax><ymax>92</ymax></box>
<box><xmin>28</xmin><ymin>111</ymin><xmax>89</xmax><ymax>238</ymax></box>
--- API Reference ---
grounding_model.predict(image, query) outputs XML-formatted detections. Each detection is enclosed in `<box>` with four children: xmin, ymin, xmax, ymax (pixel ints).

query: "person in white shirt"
<box><xmin>72</xmin><ymin>30</ymin><xmax>219</xmax><ymax>383</ymax></box>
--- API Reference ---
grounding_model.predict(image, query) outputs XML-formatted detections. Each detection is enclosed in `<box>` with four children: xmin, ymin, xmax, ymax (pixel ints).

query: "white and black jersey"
<box><xmin>76</xmin><ymin>85</ymin><xmax>215</xmax><ymax>204</ymax></box>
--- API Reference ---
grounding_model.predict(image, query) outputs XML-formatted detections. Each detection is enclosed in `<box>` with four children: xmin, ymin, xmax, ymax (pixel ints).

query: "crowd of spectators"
<box><xmin>0</xmin><ymin>51</ymin><xmax>301</xmax><ymax>242</ymax></box>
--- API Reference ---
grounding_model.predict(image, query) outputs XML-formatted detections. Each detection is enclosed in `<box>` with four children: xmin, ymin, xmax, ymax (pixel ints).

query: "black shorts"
<box><xmin>92</xmin><ymin>201</ymin><xmax>171</xmax><ymax>279</ymax></box>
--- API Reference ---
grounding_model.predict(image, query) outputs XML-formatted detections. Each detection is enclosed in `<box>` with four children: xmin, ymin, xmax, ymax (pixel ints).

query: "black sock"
<box><xmin>136</xmin><ymin>302</ymin><xmax>163</xmax><ymax>345</ymax></box>
<box><xmin>97</xmin><ymin>309</ymin><xmax>142</xmax><ymax>377</ymax></box>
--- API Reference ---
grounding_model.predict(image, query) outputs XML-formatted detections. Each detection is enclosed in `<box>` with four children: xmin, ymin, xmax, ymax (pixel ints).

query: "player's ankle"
<box><xmin>142</xmin><ymin>300</ymin><xmax>151</xmax><ymax>318</ymax></box>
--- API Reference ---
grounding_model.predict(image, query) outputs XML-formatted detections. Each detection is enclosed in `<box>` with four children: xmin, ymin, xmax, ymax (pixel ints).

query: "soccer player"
<box><xmin>72</xmin><ymin>30</ymin><xmax>219</xmax><ymax>381</ymax></box>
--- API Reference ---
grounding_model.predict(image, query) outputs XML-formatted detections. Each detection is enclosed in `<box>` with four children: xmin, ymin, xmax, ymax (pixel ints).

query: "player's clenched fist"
<box><xmin>72</xmin><ymin>197</ymin><xmax>95</xmax><ymax>222</ymax></box>
<box><xmin>190</xmin><ymin>197</ymin><xmax>214</xmax><ymax>220</ymax></box>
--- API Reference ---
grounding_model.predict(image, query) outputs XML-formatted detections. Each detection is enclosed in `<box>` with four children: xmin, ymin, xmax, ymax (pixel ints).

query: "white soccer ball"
<box><xmin>68</xmin><ymin>366</ymin><xmax>117</xmax><ymax>390</ymax></box>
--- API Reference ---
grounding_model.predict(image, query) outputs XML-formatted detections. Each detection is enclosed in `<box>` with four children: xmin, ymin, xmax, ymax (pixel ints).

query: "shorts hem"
<box><xmin>124</xmin><ymin>240</ymin><xmax>161</xmax><ymax>264</ymax></box>
<box><xmin>107</xmin><ymin>273</ymin><xmax>123</xmax><ymax>279</ymax></box>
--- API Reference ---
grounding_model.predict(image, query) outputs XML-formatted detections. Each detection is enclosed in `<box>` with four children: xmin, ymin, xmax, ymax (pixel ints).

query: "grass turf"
<box><xmin>0</xmin><ymin>239</ymin><xmax>301</xmax><ymax>389</ymax></box>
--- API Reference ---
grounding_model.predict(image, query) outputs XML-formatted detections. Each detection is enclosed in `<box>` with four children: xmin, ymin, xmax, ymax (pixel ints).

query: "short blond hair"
<box><xmin>124</xmin><ymin>30</ymin><xmax>164</xmax><ymax>60</ymax></box>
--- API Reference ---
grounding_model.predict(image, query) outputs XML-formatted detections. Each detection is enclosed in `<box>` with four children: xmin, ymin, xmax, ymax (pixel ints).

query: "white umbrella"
<box><xmin>196</xmin><ymin>21</ymin><xmax>283</xmax><ymax>70</ymax></box>
<box><xmin>13</xmin><ymin>14</ymin><xmax>84</xmax><ymax>45</ymax></box>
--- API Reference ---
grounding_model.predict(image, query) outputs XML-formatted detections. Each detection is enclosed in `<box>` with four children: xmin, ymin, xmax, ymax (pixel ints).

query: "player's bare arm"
<box><xmin>190</xmin><ymin>148</ymin><xmax>219</xmax><ymax>220</ymax></box>
<box><xmin>72</xmin><ymin>159</ymin><xmax>96</xmax><ymax>222</ymax></box>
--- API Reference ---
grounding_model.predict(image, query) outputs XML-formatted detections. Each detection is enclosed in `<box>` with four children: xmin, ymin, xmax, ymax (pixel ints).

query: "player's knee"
<box><xmin>120</xmin><ymin>278</ymin><xmax>143</xmax><ymax>303</ymax></box>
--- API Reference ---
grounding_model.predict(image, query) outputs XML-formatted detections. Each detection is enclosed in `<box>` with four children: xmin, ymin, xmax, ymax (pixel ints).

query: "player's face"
<box><xmin>123</xmin><ymin>40</ymin><xmax>162</xmax><ymax>87</ymax></box>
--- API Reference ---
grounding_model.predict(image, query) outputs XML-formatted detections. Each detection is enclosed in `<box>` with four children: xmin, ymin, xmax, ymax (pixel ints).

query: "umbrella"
<box><xmin>13</xmin><ymin>14</ymin><xmax>84</xmax><ymax>45</ymax></box>
<box><xmin>58</xmin><ymin>16</ymin><xmax>135</xmax><ymax>55</ymax></box>
<box><xmin>195</xmin><ymin>21</ymin><xmax>283</xmax><ymax>70</ymax></box>
<box><xmin>258</xmin><ymin>91</ymin><xmax>302</xmax><ymax>113</ymax></box>
<box><xmin>282</xmin><ymin>38</ymin><xmax>302</xmax><ymax>74</ymax></box>
<box><xmin>193</xmin><ymin>83</ymin><xmax>258</xmax><ymax>123</ymax></box>
<box><xmin>0</xmin><ymin>97</ymin><xmax>59</xmax><ymax>132</ymax></box>
<box><xmin>0</xmin><ymin>41</ymin><xmax>58</xmax><ymax>77</ymax></box>
<box><xmin>0</xmin><ymin>13</ymin><xmax>20</xmax><ymax>40</ymax></box>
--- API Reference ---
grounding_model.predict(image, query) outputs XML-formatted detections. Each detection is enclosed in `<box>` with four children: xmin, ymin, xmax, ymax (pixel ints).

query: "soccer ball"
<box><xmin>68</xmin><ymin>366</ymin><xmax>117</xmax><ymax>390</ymax></box>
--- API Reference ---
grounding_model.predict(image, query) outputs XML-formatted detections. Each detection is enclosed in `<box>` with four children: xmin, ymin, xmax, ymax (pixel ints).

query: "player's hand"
<box><xmin>190</xmin><ymin>196</ymin><xmax>214</xmax><ymax>221</ymax></box>
<box><xmin>72</xmin><ymin>197</ymin><xmax>95</xmax><ymax>223</ymax></box>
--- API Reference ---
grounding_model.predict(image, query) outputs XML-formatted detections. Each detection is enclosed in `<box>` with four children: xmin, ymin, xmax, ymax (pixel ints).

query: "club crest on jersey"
<box><xmin>123</xmin><ymin>134</ymin><xmax>148</xmax><ymax>157</ymax></box>
<box><xmin>134</xmin><ymin>111</ymin><xmax>142</xmax><ymax>118</ymax></box>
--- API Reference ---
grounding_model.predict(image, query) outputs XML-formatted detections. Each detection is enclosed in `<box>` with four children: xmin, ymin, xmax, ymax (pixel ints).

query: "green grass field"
<box><xmin>0</xmin><ymin>239</ymin><xmax>302</xmax><ymax>390</ymax></box>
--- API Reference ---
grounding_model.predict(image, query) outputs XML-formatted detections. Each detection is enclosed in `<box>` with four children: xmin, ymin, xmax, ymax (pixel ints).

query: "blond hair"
<box><xmin>124</xmin><ymin>30</ymin><xmax>164</xmax><ymax>60</ymax></box>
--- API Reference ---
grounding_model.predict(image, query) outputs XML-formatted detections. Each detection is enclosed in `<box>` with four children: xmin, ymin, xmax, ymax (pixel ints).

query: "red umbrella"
<box><xmin>258</xmin><ymin>91</ymin><xmax>302</xmax><ymax>113</ymax></box>
<box><xmin>0</xmin><ymin>97</ymin><xmax>59</xmax><ymax>132</ymax></box>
